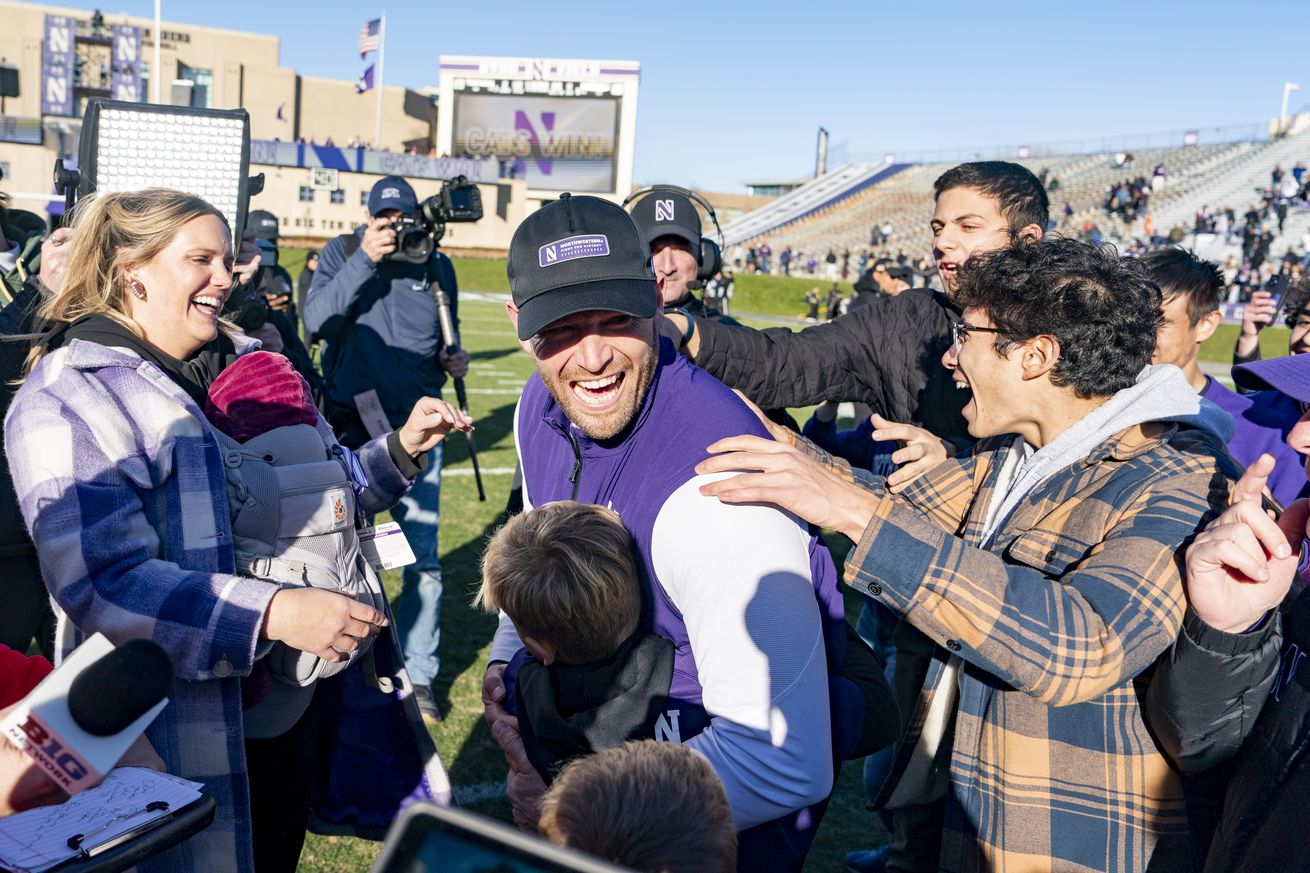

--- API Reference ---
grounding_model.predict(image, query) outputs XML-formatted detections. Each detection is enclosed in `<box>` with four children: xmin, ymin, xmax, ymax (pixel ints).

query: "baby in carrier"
<box><xmin>476</xmin><ymin>501</ymin><xmax>707</xmax><ymax>783</ymax></box>
<box><xmin>203</xmin><ymin>351</ymin><xmax>389</xmax><ymax>739</ymax></box>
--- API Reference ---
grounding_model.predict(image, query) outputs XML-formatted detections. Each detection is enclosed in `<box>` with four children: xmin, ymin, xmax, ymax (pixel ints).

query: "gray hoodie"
<box><xmin>980</xmin><ymin>364</ymin><xmax>1234</xmax><ymax>546</ymax></box>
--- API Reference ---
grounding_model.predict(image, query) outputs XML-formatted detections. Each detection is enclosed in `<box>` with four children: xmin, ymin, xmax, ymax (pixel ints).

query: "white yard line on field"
<box><xmin>452</xmin><ymin>780</ymin><xmax>508</xmax><ymax>805</ymax></box>
<box><xmin>442</xmin><ymin>466</ymin><xmax>517</xmax><ymax>477</ymax></box>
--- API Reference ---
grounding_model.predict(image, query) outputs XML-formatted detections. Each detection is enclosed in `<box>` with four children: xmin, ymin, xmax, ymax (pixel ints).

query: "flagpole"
<box><xmin>373</xmin><ymin>12</ymin><xmax>386</xmax><ymax>148</ymax></box>
<box><xmin>152</xmin><ymin>0</ymin><xmax>161</xmax><ymax>103</ymax></box>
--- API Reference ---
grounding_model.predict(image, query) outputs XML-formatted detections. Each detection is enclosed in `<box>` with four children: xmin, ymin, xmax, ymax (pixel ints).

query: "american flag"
<box><xmin>358</xmin><ymin>18</ymin><xmax>381</xmax><ymax>58</ymax></box>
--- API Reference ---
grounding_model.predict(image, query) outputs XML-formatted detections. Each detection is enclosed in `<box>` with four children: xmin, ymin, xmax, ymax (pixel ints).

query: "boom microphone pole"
<box><xmin>434</xmin><ymin>284</ymin><xmax>485</xmax><ymax>501</ymax></box>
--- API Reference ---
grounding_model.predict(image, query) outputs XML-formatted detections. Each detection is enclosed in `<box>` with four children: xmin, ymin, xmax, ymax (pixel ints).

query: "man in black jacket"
<box><xmin>1146</xmin><ymin>353</ymin><xmax>1310</xmax><ymax>873</ymax></box>
<box><xmin>663</xmin><ymin>162</ymin><xmax>1048</xmax><ymax>452</ymax></box>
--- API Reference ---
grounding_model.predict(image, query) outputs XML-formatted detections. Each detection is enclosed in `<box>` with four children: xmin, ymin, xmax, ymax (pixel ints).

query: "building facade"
<box><xmin>0</xmin><ymin>1</ymin><xmax>526</xmax><ymax>249</ymax></box>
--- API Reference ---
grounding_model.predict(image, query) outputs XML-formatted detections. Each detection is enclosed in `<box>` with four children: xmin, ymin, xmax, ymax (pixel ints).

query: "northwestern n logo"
<box><xmin>655</xmin><ymin>199</ymin><xmax>675</xmax><ymax>221</ymax></box>
<box><xmin>654</xmin><ymin>709</ymin><xmax>682</xmax><ymax>743</ymax></box>
<box><xmin>514</xmin><ymin>110</ymin><xmax>557</xmax><ymax>175</ymax></box>
<box><xmin>544</xmin><ymin>245</ymin><xmax>558</xmax><ymax>263</ymax></box>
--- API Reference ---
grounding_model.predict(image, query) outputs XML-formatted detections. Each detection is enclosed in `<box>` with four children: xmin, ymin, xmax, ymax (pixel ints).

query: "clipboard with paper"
<box><xmin>0</xmin><ymin>768</ymin><xmax>210</xmax><ymax>873</ymax></box>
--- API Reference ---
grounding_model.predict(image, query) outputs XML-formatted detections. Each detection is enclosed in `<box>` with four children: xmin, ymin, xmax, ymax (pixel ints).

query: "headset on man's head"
<box><xmin>622</xmin><ymin>185</ymin><xmax>724</xmax><ymax>282</ymax></box>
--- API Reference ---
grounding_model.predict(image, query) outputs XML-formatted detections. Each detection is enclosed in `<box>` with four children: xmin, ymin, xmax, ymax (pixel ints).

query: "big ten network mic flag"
<box><xmin>357</xmin><ymin>15</ymin><xmax>386</xmax><ymax>146</ymax></box>
<box><xmin>0</xmin><ymin>635</ymin><xmax>173</xmax><ymax>794</ymax></box>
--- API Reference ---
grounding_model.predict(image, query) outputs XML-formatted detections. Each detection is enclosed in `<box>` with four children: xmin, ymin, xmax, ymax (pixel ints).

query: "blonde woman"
<box><xmin>5</xmin><ymin>189</ymin><xmax>466</xmax><ymax>873</ymax></box>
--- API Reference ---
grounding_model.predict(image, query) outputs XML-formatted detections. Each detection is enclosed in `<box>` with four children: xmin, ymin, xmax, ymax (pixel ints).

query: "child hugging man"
<box><xmin>476</xmin><ymin>501</ymin><xmax>705</xmax><ymax>783</ymax></box>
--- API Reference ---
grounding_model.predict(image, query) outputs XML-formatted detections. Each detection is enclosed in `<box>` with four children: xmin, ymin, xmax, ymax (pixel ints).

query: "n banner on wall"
<box><xmin>41</xmin><ymin>15</ymin><xmax>75</xmax><ymax>117</ymax></box>
<box><xmin>111</xmin><ymin>25</ymin><xmax>143</xmax><ymax>102</ymax></box>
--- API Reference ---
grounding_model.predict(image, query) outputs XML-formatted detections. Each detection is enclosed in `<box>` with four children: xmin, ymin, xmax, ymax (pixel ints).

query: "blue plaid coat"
<box><xmin>5</xmin><ymin>339</ymin><xmax>419</xmax><ymax>873</ymax></box>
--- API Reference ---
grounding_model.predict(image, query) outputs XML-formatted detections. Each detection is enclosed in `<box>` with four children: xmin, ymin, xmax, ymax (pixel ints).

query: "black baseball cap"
<box><xmin>248</xmin><ymin>210</ymin><xmax>279</xmax><ymax>241</ymax></box>
<box><xmin>628</xmin><ymin>190</ymin><xmax>702</xmax><ymax>253</ymax></box>
<box><xmin>508</xmin><ymin>193</ymin><xmax>657</xmax><ymax>341</ymax></box>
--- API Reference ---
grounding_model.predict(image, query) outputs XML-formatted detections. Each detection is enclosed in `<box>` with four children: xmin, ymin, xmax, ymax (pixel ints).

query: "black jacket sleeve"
<box><xmin>692</xmin><ymin>289</ymin><xmax>970</xmax><ymax>447</ymax></box>
<box><xmin>1144</xmin><ymin>606</ymin><xmax>1283</xmax><ymax>774</ymax></box>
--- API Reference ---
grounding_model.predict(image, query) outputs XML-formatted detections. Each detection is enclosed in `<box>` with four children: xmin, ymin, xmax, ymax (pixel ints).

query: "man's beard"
<box><xmin>539</xmin><ymin>326</ymin><xmax>660</xmax><ymax>441</ymax></box>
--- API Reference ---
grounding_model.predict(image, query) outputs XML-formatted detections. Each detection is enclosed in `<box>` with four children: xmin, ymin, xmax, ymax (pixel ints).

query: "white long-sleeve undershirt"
<box><xmin>490</xmin><ymin>472</ymin><xmax>833</xmax><ymax>830</ymax></box>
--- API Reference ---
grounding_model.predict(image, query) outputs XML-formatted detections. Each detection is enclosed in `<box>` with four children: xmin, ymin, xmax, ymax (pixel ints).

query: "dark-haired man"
<box><xmin>665</xmin><ymin>161</ymin><xmax>1048</xmax><ymax>448</ymax></box>
<box><xmin>697</xmin><ymin>237</ymin><xmax>1235</xmax><ymax>872</ymax></box>
<box><xmin>1143</xmin><ymin>248</ymin><xmax>1306</xmax><ymax>507</ymax></box>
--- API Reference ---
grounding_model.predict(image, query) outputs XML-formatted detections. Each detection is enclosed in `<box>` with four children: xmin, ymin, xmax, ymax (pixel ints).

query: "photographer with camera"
<box><xmin>305</xmin><ymin>175</ymin><xmax>471</xmax><ymax>722</ymax></box>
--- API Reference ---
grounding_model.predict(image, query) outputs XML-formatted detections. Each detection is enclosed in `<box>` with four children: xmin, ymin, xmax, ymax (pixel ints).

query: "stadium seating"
<box><xmin>722</xmin><ymin>128</ymin><xmax>1310</xmax><ymax>271</ymax></box>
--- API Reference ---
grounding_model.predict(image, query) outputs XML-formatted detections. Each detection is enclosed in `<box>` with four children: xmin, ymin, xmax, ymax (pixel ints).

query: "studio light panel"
<box><xmin>78</xmin><ymin>100</ymin><xmax>252</xmax><ymax>236</ymax></box>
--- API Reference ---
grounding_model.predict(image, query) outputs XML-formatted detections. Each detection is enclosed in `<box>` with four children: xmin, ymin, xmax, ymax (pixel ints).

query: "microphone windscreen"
<box><xmin>68</xmin><ymin>639</ymin><xmax>175</xmax><ymax>736</ymax></box>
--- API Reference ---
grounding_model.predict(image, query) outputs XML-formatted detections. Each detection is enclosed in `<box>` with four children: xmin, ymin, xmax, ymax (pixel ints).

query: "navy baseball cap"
<box><xmin>368</xmin><ymin>176</ymin><xmax>417</xmax><ymax>216</ymax></box>
<box><xmin>628</xmin><ymin>190</ymin><xmax>702</xmax><ymax>253</ymax></box>
<box><xmin>507</xmin><ymin>194</ymin><xmax>657</xmax><ymax>341</ymax></box>
<box><xmin>1234</xmin><ymin>353</ymin><xmax>1310</xmax><ymax>403</ymax></box>
<box><xmin>248</xmin><ymin>210</ymin><xmax>279</xmax><ymax>241</ymax></box>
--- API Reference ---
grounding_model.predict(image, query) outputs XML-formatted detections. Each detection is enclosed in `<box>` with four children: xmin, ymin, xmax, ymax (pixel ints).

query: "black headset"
<box><xmin>623</xmin><ymin>185</ymin><xmax>724</xmax><ymax>282</ymax></box>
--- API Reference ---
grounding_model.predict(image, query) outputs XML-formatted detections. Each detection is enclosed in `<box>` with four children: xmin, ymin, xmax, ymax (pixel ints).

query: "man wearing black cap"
<box><xmin>245</xmin><ymin>209</ymin><xmax>298</xmax><ymax>324</ymax></box>
<box><xmin>304</xmin><ymin>175</ymin><xmax>469</xmax><ymax>722</ymax></box>
<box><xmin>628</xmin><ymin>189</ymin><xmax>732</xmax><ymax>322</ymax></box>
<box><xmin>226</xmin><ymin>209</ymin><xmax>320</xmax><ymax>392</ymax></box>
<box><xmin>481</xmin><ymin>193</ymin><xmax>895</xmax><ymax>871</ymax></box>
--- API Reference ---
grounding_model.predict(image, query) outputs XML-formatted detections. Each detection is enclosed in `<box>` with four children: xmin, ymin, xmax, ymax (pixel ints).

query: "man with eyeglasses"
<box><xmin>696</xmin><ymin>237</ymin><xmax>1237</xmax><ymax>872</ymax></box>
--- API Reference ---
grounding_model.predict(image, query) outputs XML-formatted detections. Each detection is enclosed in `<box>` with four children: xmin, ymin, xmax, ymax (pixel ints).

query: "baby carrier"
<box><xmin>205</xmin><ymin>352</ymin><xmax>390</xmax><ymax>739</ymax></box>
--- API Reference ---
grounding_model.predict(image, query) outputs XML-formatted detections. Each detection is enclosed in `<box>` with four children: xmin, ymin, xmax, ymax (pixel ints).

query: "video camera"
<box><xmin>388</xmin><ymin>175</ymin><xmax>484</xmax><ymax>263</ymax></box>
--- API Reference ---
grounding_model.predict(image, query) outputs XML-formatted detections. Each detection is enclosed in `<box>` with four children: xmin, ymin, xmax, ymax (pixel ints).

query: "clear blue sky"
<box><xmin>65</xmin><ymin>0</ymin><xmax>1310</xmax><ymax>192</ymax></box>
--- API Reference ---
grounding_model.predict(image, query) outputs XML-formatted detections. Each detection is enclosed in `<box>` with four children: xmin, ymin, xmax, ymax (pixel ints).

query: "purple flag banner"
<box><xmin>356</xmin><ymin>64</ymin><xmax>375</xmax><ymax>93</ymax></box>
<box><xmin>41</xmin><ymin>15</ymin><xmax>74</xmax><ymax>117</ymax></box>
<box><xmin>110</xmin><ymin>25</ymin><xmax>143</xmax><ymax>102</ymax></box>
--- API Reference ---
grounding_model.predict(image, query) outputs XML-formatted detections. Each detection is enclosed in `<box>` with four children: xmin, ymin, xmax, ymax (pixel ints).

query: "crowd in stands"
<box><xmin>734</xmin><ymin>137</ymin><xmax>1310</xmax><ymax>291</ymax></box>
<box><xmin>5</xmin><ymin>144</ymin><xmax>1310</xmax><ymax>873</ymax></box>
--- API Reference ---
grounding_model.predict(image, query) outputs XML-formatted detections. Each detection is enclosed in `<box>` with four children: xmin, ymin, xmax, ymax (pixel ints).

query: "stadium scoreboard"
<box><xmin>436</xmin><ymin>55</ymin><xmax>640</xmax><ymax>201</ymax></box>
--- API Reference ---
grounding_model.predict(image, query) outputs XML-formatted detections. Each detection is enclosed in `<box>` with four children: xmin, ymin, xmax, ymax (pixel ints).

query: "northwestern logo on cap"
<box><xmin>260</xmin><ymin>218</ymin><xmax>276</xmax><ymax>228</ymax></box>
<box><xmin>381</xmin><ymin>187</ymin><xmax>401</xmax><ymax>199</ymax></box>
<box><xmin>539</xmin><ymin>234</ymin><xmax>610</xmax><ymax>267</ymax></box>
<box><xmin>655</xmin><ymin>199</ymin><xmax>675</xmax><ymax>221</ymax></box>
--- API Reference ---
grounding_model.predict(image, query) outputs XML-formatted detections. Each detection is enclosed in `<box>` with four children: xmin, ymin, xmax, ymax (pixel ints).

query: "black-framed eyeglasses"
<box><xmin>951</xmin><ymin>320</ymin><xmax>1002</xmax><ymax>347</ymax></box>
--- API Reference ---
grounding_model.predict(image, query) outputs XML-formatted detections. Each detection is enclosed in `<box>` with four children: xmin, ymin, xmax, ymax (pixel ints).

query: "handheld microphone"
<box><xmin>1</xmin><ymin>634</ymin><xmax>173</xmax><ymax>794</ymax></box>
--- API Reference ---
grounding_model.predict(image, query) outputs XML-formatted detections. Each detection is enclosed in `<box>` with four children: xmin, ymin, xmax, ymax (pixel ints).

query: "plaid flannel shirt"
<box><xmin>4</xmin><ymin>339</ymin><xmax>415</xmax><ymax>873</ymax></box>
<box><xmin>824</xmin><ymin>423</ymin><xmax>1231</xmax><ymax>872</ymax></box>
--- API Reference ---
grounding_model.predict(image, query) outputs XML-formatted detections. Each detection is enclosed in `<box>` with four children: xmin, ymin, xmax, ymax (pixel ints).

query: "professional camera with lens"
<box><xmin>388</xmin><ymin>175</ymin><xmax>484</xmax><ymax>263</ymax></box>
<box><xmin>224</xmin><ymin>280</ymin><xmax>270</xmax><ymax>332</ymax></box>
